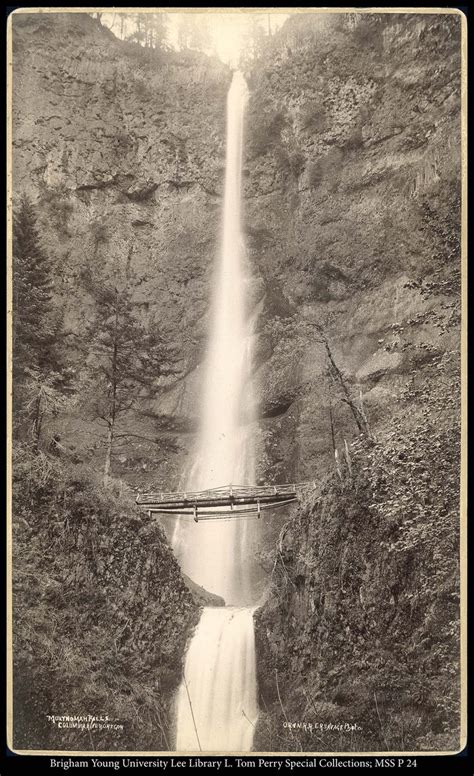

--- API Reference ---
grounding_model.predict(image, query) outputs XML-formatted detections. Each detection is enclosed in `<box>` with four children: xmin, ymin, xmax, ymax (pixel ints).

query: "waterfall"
<box><xmin>171</xmin><ymin>70</ymin><xmax>256</xmax><ymax>606</ymax></box>
<box><xmin>172</xmin><ymin>71</ymin><xmax>259</xmax><ymax>752</ymax></box>
<box><xmin>174</xmin><ymin>607</ymin><xmax>258</xmax><ymax>752</ymax></box>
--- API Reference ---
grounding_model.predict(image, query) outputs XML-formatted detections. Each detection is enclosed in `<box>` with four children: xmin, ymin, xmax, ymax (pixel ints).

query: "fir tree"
<box><xmin>125</xmin><ymin>13</ymin><xmax>168</xmax><ymax>49</ymax></box>
<box><xmin>239</xmin><ymin>14</ymin><xmax>268</xmax><ymax>65</ymax></box>
<box><xmin>81</xmin><ymin>263</ymin><xmax>179</xmax><ymax>484</ymax></box>
<box><xmin>12</xmin><ymin>195</ymin><xmax>67</xmax><ymax>447</ymax></box>
<box><xmin>144</xmin><ymin>14</ymin><xmax>168</xmax><ymax>49</ymax></box>
<box><xmin>177</xmin><ymin>14</ymin><xmax>212</xmax><ymax>53</ymax></box>
<box><xmin>12</xmin><ymin>195</ymin><xmax>56</xmax><ymax>378</ymax></box>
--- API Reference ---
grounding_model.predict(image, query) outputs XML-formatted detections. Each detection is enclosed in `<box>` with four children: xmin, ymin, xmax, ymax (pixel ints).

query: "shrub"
<box><xmin>289</xmin><ymin>150</ymin><xmax>306</xmax><ymax>178</ymax></box>
<box><xmin>249</xmin><ymin>108</ymin><xmax>287</xmax><ymax>157</ymax></box>
<box><xmin>301</xmin><ymin>102</ymin><xmax>327</xmax><ymax>134</ymax></box>
<box><xmin>307</xmin><ymin>159</ymin><xmax>323</xmax><ymax>188</ymax></box>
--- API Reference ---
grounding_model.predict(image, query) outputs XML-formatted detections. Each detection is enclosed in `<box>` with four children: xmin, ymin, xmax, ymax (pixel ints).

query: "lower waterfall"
<box><xmin>175</xmin><ymin>608</ymin><xmax>258</xmax><ymax>752</ymax></box>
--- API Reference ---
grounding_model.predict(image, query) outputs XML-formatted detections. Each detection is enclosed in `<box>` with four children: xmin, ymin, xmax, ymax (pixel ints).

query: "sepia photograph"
<box><xmin>7</xmin><ymin>7</ymin><xmax>466</xmax><ymax>757</ymax></box>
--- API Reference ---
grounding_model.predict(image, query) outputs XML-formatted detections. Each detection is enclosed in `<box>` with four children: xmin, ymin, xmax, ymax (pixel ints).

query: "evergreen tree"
<box><xmin>177</xmin><ymin>14</ymin><xmax>212</xmax><ymax>53</ymax></box>
<box><xmin>12</xmin><ymin>195</ymin><xmax>68</xmax><ymax>447</ymax></box>
<box><xmin>239</xmin><ymin>14</ymin><xmax>268</xmax><ymax>66</ymax></box>
<box><xmin>126</xmin><ymin>14</ymin><xmax>145</xmax><ymax>45</ymax></box>
<box><xmin>125</xmin><ymin>13</ymin><xmax>168</xmax><ymax>49</ymax></box>
<box><xmin>12</xmin><ymin>195</ymin><xmax>56</xmax><ymax>379</ymax></box>
<box><xmin>144</xmin><ymin>14</ymin><xmax>168</xmax><ymax>49</ymax></box>
<box><xmin>81</xmin><ymin>264</ymin><xmax>179</xmax><ymax>484</ymax></box>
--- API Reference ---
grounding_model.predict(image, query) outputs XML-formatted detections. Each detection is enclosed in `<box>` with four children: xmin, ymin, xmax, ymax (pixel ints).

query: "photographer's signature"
<box><xmin>284</xmin><ymin>721</ymin><xmax>362</xmax><ymax>733</ymax></box>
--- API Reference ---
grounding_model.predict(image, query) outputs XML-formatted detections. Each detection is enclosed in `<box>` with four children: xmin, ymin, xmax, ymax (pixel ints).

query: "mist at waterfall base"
<box><xmin>170</xmin><ymin>72</ymin><xmax>260</xmax><ymax>752</ymax></box>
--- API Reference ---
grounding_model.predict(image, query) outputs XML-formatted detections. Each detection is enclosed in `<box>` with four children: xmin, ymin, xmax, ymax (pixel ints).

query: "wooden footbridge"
<box><xmin>136</xmin><ymin>483</ymin><xmax>315</xmax><ymax>521</ymax></box>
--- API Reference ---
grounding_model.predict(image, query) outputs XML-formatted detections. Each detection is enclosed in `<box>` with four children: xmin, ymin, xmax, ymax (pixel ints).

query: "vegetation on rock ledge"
<box><xmin>12</xmin><ymin>447</ymin><xmax>199</xmax><ymax>751</ymax></box>
<box><xmin>254</xmin><ymin>355</ymin><xmax>461</xmax><ymax>752</ymax></box>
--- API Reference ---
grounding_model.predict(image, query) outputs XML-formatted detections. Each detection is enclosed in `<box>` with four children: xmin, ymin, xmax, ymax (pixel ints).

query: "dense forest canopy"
<box><xmin>94</xmin><ymin>11</ymin><xmax>289</xmax><ymax>64</ymax></box>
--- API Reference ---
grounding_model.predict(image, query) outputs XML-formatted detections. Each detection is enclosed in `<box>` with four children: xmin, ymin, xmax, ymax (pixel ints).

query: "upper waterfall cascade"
<box><xmin>173</xmin><ymin>71</ymin><xmax>260</xmax><ymax>753</ymax></box>
<box><xmin>171</xmin><ymin>70</ymin><xmax>257</xmax><ymax>607</ymax></box>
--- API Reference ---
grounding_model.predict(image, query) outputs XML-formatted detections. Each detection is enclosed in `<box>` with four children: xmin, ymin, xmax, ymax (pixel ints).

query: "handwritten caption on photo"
<box><xmin>46</xmin><ymin>714</ymin><xmax>124</xmax><ymax>732</ymax></box>
<box><xmin>283</xmin><ymin>721</ymin><xmax>363</xmax><ymax>734</ymax></box>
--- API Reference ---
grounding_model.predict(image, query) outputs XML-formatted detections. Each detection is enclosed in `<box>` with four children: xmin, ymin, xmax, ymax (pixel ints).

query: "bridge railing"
<box><xmin>136</xmin><ymin>482</ymin><xmax>316</xmax><ymax>507</ymax></box>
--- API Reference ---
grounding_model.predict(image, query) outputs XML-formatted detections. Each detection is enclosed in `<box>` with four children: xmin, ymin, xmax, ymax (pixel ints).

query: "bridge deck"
<box><xmin>136</xmin><ymin>482</ymin><xmax>315</xmax><ymax>520</ymax></box>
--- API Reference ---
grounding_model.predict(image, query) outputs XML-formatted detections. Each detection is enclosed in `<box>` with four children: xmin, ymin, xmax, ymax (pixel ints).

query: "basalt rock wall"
<box><xmin>12</xmin><ymin>12</ymin><xmax>461</xmax><ymax>495</ymax></box>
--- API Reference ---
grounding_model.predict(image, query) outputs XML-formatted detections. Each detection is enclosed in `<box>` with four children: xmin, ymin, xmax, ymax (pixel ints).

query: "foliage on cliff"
<box><xmin>244</xmin><ymin>14</ymin><xmax>463</xmax><ymax>753</ymax></box>
<box><xmin>254</xmin><ymin>349</ymin><xmax>462</xmax><ymax>753</ymax></box>
<box><xmin>11</xmin><ymin>188</ymin><xmax>199</xmax><ymax>754</ymax></box>
<box><xmin>243</xmin><ymin>10</ymin><xmax>462</xmax><ymax>484</ymax></box>
<box><xmin>12</xmin><ymin>447</ymin><xmax>198</xmax><ymax>751</ymax></box>
<box><xmin>12</xmin><ymin>11</ymin><xmax>230</xmax><ymax>488</ymax></box>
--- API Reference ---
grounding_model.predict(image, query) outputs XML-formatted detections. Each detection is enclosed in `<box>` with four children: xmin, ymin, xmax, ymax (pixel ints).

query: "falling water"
<box><xmin>174</xmin><ymin>607</ymin><xmax>258</xmax><ymax>752</ymax></box>
<box><xmin>173</xmin><ymin>71</ymin><xmax>259</xmax><ymax>752</ymax></box>
<box><xmin>172</xmin><ymin>70</ymin><xmax>256</xmax><ymax>606</ymax></box>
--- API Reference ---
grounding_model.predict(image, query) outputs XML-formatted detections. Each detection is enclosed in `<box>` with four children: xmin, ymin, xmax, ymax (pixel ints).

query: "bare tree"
<box><xmin>307</xmin><ymin>321</ymin><xmax>375</xmax><ymax>442</ymax></box>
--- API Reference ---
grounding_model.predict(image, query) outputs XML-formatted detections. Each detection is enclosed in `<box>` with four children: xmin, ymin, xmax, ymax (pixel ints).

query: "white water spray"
<box><xmin>175</xmin><ymin>607</ymin><xmax>258</xmax><ymax>752</ymax></box>
<box><xmin>173</xmin><ymin>72</ymin><xmax>259</xmax><ymax>752</ymax></box>
<box><xmin>172</xmin><ymin>71</ymin><xmax>256</xmax><ymax>606</ymax></box>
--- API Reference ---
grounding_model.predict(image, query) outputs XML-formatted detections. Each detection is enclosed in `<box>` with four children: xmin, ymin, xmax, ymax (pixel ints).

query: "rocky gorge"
<box><xmin>11</xmin><ymin>10</ymin><xmax>463</xmax><ymax>753</ymax></box>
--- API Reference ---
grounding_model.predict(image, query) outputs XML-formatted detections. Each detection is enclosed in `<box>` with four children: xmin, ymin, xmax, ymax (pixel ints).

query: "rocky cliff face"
<box><xmin>13</xmin><ymin>12</ymin><xmax>461</xmax><ymax>491</ymax></box>
<box><xmin>245</xmin><ymin>12</ymin><xmax>462</xmax><ymax>753</ymax></box>
<box><xmin>12</xmin><ymin>12</ymin><xmax>230</xmax><ymax>490</ymax></box>
<box><xmin>253</xmin><ymin>367</ymin><xmax>461</xmax><ymax>751</ymax></box>
<box><xmin>244</xmin><ymin>12</ymin><xmax>462</xmax><ymax>485</ymax></box>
